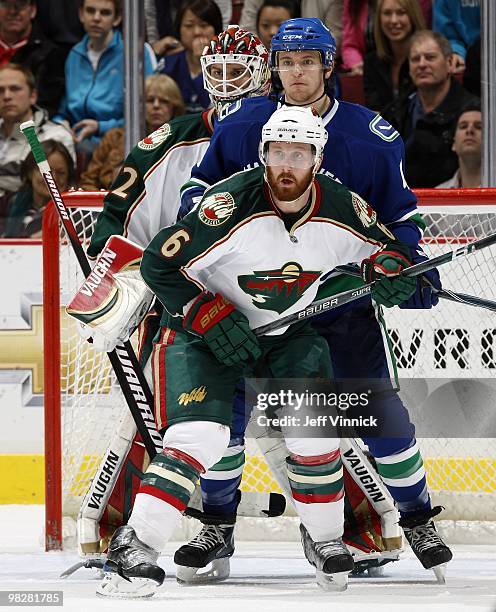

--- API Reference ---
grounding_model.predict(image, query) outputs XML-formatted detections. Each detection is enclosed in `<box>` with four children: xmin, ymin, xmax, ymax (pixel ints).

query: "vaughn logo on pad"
<box><xmin>66</xmin><ymin>235</ymin><xmax>143</xmax><ymax>325</ymax></box>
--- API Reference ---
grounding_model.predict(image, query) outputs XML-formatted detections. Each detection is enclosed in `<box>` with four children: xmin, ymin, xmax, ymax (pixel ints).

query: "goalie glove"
<box><xmin>361</xmin><ymin>250</ymin><xmax>416</xmax><ymax>308</ymax></box>
<box><xmin>183</xmin><ymin>292</ymin><xmax>261</xmax><ymax>366</ymax></box>
<box><xmin>66</xmin><ymin>235</ymin><xmax>154</xmax><ymax>352</ymax></box>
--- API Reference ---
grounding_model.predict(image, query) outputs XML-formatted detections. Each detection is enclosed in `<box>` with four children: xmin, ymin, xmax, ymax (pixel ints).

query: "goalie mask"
<box><xmin>201</xmin><ymin>25</ymin><xmax>271</xmax><ymax>111</ymax></box>
<box><xmin>260</xmin><ymin>106</ymin><xmax>328</xmax><ymax>174</ymax></box>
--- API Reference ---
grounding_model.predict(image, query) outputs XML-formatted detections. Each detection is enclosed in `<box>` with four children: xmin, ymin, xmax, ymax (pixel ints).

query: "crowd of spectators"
<box><xmin>0</xmin><ymin>0</ymin><xmax>484</xmax><ymax>237</ymax></box>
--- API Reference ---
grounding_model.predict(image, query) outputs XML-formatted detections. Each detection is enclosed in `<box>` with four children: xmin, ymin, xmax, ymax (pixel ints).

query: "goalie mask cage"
<box><xmin>43</xmin><ymin>190</ymin><xmax>496</xmax><ymax>551</ymax></box>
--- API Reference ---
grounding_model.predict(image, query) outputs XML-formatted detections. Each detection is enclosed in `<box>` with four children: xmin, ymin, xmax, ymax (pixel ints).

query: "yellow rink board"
<box><xmin>0</xmin><ymin>454</ymin><xmax>495</xmax><ymax>504</ymax></box>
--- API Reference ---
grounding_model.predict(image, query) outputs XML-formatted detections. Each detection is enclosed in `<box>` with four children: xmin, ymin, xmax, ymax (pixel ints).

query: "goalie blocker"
<box><xmin>67</xmin><ymin>235</ymin><xmax>154</xmax><ymax>352</ymax></box>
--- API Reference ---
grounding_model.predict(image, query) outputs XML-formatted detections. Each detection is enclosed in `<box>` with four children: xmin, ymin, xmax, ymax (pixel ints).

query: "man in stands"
<box><xmin>0</xmin><ymin>64</ymin><xmax>74</xmax><ymax>215</ymax></box>
<box><xmin>437</xmin><ymin>103</ymin><xmax>482</xmax><ymax>189</ymax></box>
<box><xmin>0</xmin><ymin>0</ymin><xmax>65</xmax><ymax>116</ymax></box>
<box><xmin>383</xmin><ymin>30</ymin><xmax>478</xmax><ymax>188</ymax></box>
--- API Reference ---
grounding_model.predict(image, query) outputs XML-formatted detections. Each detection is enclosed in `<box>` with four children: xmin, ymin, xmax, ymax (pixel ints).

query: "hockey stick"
<box><xmin>335</xmin><ymin>264</ymin><xmax>496</xmax><ymax>314</ymax></box>
<box><xmin>21</xmin><ymin>120</ymin><xmax>162</xmax><ymax>459</ymax></box>
<box><xmin>254</xmin><ymin>232</ymin><xmax>496</xmax><ymax>335</ymax></box>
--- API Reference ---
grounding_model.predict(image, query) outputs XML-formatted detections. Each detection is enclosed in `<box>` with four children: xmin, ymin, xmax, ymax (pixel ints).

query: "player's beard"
<box><xmin>266</xmin><ymin>166</ymin><xmax>314</xmax><ymax>202</ymax></box>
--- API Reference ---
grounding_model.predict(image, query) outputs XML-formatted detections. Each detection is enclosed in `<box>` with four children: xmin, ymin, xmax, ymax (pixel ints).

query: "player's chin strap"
<box><xmin>280</xmin><ymin>91</ymin><xmax>330</xmax><ymax>109</ymax></box>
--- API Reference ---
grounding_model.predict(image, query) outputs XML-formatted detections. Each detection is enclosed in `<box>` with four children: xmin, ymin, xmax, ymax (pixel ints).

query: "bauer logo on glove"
<box><xmin>66</xmin><ymin>235</ymin><xmax>154</xmax><ymax>352</ymax></box>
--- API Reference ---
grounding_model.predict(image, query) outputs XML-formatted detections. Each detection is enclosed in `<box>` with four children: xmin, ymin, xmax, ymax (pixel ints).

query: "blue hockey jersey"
<box><xmin>180</xmin><ymin>96</ymin><xmax>420</xmax><ymax>247</ymax></box>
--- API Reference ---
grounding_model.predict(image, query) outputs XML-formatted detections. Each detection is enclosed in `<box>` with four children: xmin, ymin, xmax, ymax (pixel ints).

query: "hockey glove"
<box><xmin>67</xmin><ymin>235</ymin><xmax>154</xmax><ymax>352</ymax></box>
<box><xmin>183</xmin><ymin>292</ymin><xmax>261</xmax><ymax>366</ymax></box>
<box><xmin>398</xmin><ymin>249</ymin><xmax>441</xmax><ymax>309</ymax></box>
<box><xmin>361</xmin><ymin>250</ymin><xmax>416</xmax><ymax>308</ymax></box>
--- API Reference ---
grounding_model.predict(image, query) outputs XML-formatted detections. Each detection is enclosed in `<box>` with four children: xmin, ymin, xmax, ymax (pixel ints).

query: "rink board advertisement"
<box><xmin>0</xmin><ymin>241</ymin><xmax>495</xmax><ymax>503</ymax></box>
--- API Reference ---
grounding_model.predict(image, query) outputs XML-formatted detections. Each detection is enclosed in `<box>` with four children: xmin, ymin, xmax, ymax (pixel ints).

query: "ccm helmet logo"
<box><xmin>282</xmin><ymin>34</ymin><xmax>303</xmax><ymax>40</ymax></box>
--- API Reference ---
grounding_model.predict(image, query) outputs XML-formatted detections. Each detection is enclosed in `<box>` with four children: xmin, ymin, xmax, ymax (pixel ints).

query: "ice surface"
<box><xmin>1</xmin><ymin>506</ymin><xmax>495</xmax><ymax>612</ymax></box>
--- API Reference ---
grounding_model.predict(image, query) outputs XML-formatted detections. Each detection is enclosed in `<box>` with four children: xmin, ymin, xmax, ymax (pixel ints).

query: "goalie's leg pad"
<box><xmin>128</xmin><ymin>421</ymin><xmax>230</xmax><ymax>551</ymax></box>
<box><xmin>371</xmin><ymin>439</ymin><xmax>430</xmax><ymax>515</ymax></box>
<box><xmin>285</xmin><ymin>442</ymin><xmax>344</xmax><ymax>543</ymax></box>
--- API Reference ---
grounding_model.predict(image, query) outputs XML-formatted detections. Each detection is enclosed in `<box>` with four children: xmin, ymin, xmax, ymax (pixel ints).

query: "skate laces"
<box><xmin>406</xmin><ymin>521</ymin><xmax>445</xmax><ymax>554</ymax></box>
<box><xmin>314</xmin><ymin>539</ymin><xmax>347</xmax><ymax>558</ymax></box>
<box><xmin>188</xmin><ymin>525</ymin><xmax>230</xmax><ymax>552</ymax></box>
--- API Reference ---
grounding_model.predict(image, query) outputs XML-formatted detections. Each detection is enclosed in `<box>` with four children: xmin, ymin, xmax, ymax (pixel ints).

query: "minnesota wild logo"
<box><xmin>238</xmin><ymin>262</ymin><xmax>320</xmax><ymax>314</ymax></box>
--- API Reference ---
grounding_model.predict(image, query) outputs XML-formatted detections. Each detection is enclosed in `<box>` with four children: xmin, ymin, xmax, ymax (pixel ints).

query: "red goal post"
<box><xmin>42</xmin><ymin>189</ymin><xmax>496</xmax><ymax>551</ymax></box>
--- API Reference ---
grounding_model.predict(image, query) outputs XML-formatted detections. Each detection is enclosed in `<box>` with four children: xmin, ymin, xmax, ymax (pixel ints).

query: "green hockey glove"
<box><xmin>361</xmin><ymin>250</ymin><xmax>416</xmax><ymax>308</ymax></box>
<box><xmin>183</xmin><ymin>292</ymin><xmax>261</xmax><ymax>366</ymax></box>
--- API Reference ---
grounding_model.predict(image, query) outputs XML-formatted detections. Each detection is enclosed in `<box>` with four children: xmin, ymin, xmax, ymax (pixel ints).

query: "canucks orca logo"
<box><xmin>238</xmin><ymin>262</ymin><xmax>320</xmax><ymax>314</ymax></box>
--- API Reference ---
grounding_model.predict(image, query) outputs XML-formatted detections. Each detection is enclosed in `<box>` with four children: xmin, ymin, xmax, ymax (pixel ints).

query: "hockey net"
<box><xmin>43</xmin><ymin>190</ymin><xmax>496</xmax><ymax>550</ymax></box>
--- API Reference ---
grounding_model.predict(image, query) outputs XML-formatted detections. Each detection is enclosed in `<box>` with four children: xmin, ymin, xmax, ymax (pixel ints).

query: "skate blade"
<box><xmin>176</xmin><ymin>558</ymin><xmax>230</xmax><ymax>585</ymax></box>
<box><xmin>433</xmin><ymin>563</ymin><xmax>447</xmax><ymax>584</ymax></box>
<box><xmin>316</xmin><ymin>569</ymin><xmax>349</xmax><ymax>592</ymax></box>
<box><xmin>96</xmin><ymin>572</ymin><xmax>158</xmax><ymax>598</ymax></box>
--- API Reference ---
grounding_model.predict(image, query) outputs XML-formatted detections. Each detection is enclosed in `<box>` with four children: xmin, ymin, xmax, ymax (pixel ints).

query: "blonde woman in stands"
<box><xmin>79</xmin><ymin>75</ymin><xmax>185</xmax><ymax>191</ymax></box>
<box><xmin>342</xmin><ymin>0</ymin><xmax>430</xmax><ymax>76</ymax></box>
<box><xmin>363</xmin><ymin>0</ymin><xmax>425</xmax><ymax>112</ymax></box>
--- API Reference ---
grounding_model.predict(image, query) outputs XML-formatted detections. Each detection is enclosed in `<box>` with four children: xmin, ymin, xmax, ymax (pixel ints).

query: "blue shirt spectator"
<box><xmin>53</xmin><ymin>0</ymin><xmax>156</xmax><ymax>150</ymax></box>
<box><xmin>433</xmin><ymin>0</ymin><xmax>480</xmax><ymax>72</ymax></box>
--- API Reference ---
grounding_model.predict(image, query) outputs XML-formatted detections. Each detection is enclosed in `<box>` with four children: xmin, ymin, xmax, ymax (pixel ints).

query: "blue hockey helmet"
<box><xmin>270</xmin><ymin>18</ymin><xmax>337</xmax><ymax>70</ymax></box>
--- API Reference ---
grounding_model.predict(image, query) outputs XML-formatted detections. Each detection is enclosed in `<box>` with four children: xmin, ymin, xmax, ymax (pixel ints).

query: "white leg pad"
<box><xmin>161</xmin><ymin>421</ymin><xmax>231</xmax><ymax>470</ymax></box>
<box><xmin>284</xmin><ymin>437</ymin><xmax>344</xmax><ymax>543</ymax></box>
<box><xmin>128</xmin><ymin>421</ymin><xmax>230</xmax><ymax>551</ymax></box>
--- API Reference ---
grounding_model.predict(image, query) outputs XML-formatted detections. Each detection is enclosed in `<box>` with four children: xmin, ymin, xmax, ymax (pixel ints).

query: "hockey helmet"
<box><xmin>201</xmin><ymin>25</ymin><xmax>271</xmax><ymax>109</ymax></box>
<box><xmin>260</xmin><ymin>105</ymin><xmax>328</xmax><ymax>171</ymax></box>
<box><xmin>270</xmin><ymin>18</ymin><xmax>337</xmax><ymax>70</ymax></box>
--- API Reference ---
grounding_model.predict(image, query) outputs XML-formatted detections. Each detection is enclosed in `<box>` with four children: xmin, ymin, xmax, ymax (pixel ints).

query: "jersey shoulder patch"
<box><xmin>369</xmin><ymin>114</ymin><xmax>400</xmax><ymax>142</ymax></box>
<box><xmin>198</xmin><ymin>192</ymin><xmax>237</xmax><ymax>227</ymax></box>
<box><xmin>351</xmin><ymin>192</ymin><xmax>377</xmax><ymax>228</ymax></box>
<box><xmin>138</xmin><ymin>123</ymin><xmax>171</xmax><ymax>150</ymax></box>
<box><xmin>216</xmin><ymin>96</ymin><xmax>275</xmax><ymax>126</ymax></box>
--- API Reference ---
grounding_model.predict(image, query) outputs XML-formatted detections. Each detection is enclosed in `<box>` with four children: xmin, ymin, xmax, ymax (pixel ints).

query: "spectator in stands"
<box><xmin>79</xmin><ymin>74</ymin><xmax>186</xmax><ymax>191</ymax></box>
<box><xmin>241</xmin><ymin>1</ymin><xmax>342</xmax><ymax>51</ymax></box>
<box><xmin>383</xmin><ymin>30</ymin><xmax>478</xmax><ymax>188</ymax></box>
<box><xmin>433</xmin><ymin>0</ymin><xmax>480</xmax><ymax>74</ymax></box>
<box><xmin>146</xmin><ymin>0</ymin><xmax>232</xmax><ymax>44</ymax></box>
<box><xmin>0</xmin><ymin>0</ymin><xmax>65</xmax><ymax>116</ymax></box>
<box><xmin>35</xmin><ymin>0</ymin><xmax>85</xmax><ymax>63</ymax></box>
<box><xmin>145</xmin><ymin>0</ymin><xmax>185</xmax><ymax>58</ymax></box>
<box><xmin>156</xmin><ymin>0</ymin><xmax>223</xmax><ymax>113</ymax></box>
<box><xmin>2</xmin><ymin>139</ymin><xmax>75</xmax><ymax>237</ymax></box>
<box><xmin>0</xmin><ymin>64</ymin><xmax>74</xmax><ymax>202</ymax></box>
<box><xmin>437</xmin><ymin>103</ymin><xmax>481</xmax><ymax>189</ymax></box>
<box><xmin>463</xmin><ymin>36</ymin><xmax>480</xmax><ymax>98</ymax></box>
<box><xmin>255</xmin><ymin>0</ymin><xmax>299</xmax><ymax>52</ymax></box>
<box><xmin>53</xmin><ymin>0</ymin><xmax>156</xmax><ymax>157</ymax></box>
<box><xmin>342</xmin><ymin>0</ymin><xmax>431</xmax><ymax>75</ymax></box>
<box><xmin>364</xmin><ymin>0</ymin><xmax>424</xmax><ymax>112</ymax></box>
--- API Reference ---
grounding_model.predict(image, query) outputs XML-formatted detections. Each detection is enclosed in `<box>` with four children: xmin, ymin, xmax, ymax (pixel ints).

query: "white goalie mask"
<box><xmin>201</xmin><ymin>25</ymin><xmax>271</xmax><ymax>111</ymax></box>
<box><xmin>259</xmin><ymin>106</ymin><xmax>328</xmax><ymax>173</ymax></box>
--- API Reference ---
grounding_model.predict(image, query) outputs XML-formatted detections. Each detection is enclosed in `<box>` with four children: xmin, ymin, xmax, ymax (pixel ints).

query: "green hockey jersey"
<box><xmin>141</xmin><ymin>166</ymin><xmax>411</xmax><ymax>336</ymax></box>
<box><xmin>88</xmin><ymin>109</ymin><xmax>215</xmax><ymax>258</ymax></box>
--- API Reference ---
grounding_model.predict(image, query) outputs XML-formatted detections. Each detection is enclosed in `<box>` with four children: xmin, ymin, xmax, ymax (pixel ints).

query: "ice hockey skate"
<box><xmin>300</xmin><ymin>524</ymin><xmax>354</xmax><ymax>591</ymax></box>
<box><xmin>175</xmin><ymin>522</ymin><xmax>235</xmax><ymax>584</ymax></box>
<box><xmin>96</xmin><ymin>525</ymin><xmax>165</xmax><ymax>598</ymax></box>
<box><xmin>400</xmin><ymin>506</ymin><xmax>453</xmax><ymax>583</ymax></box>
